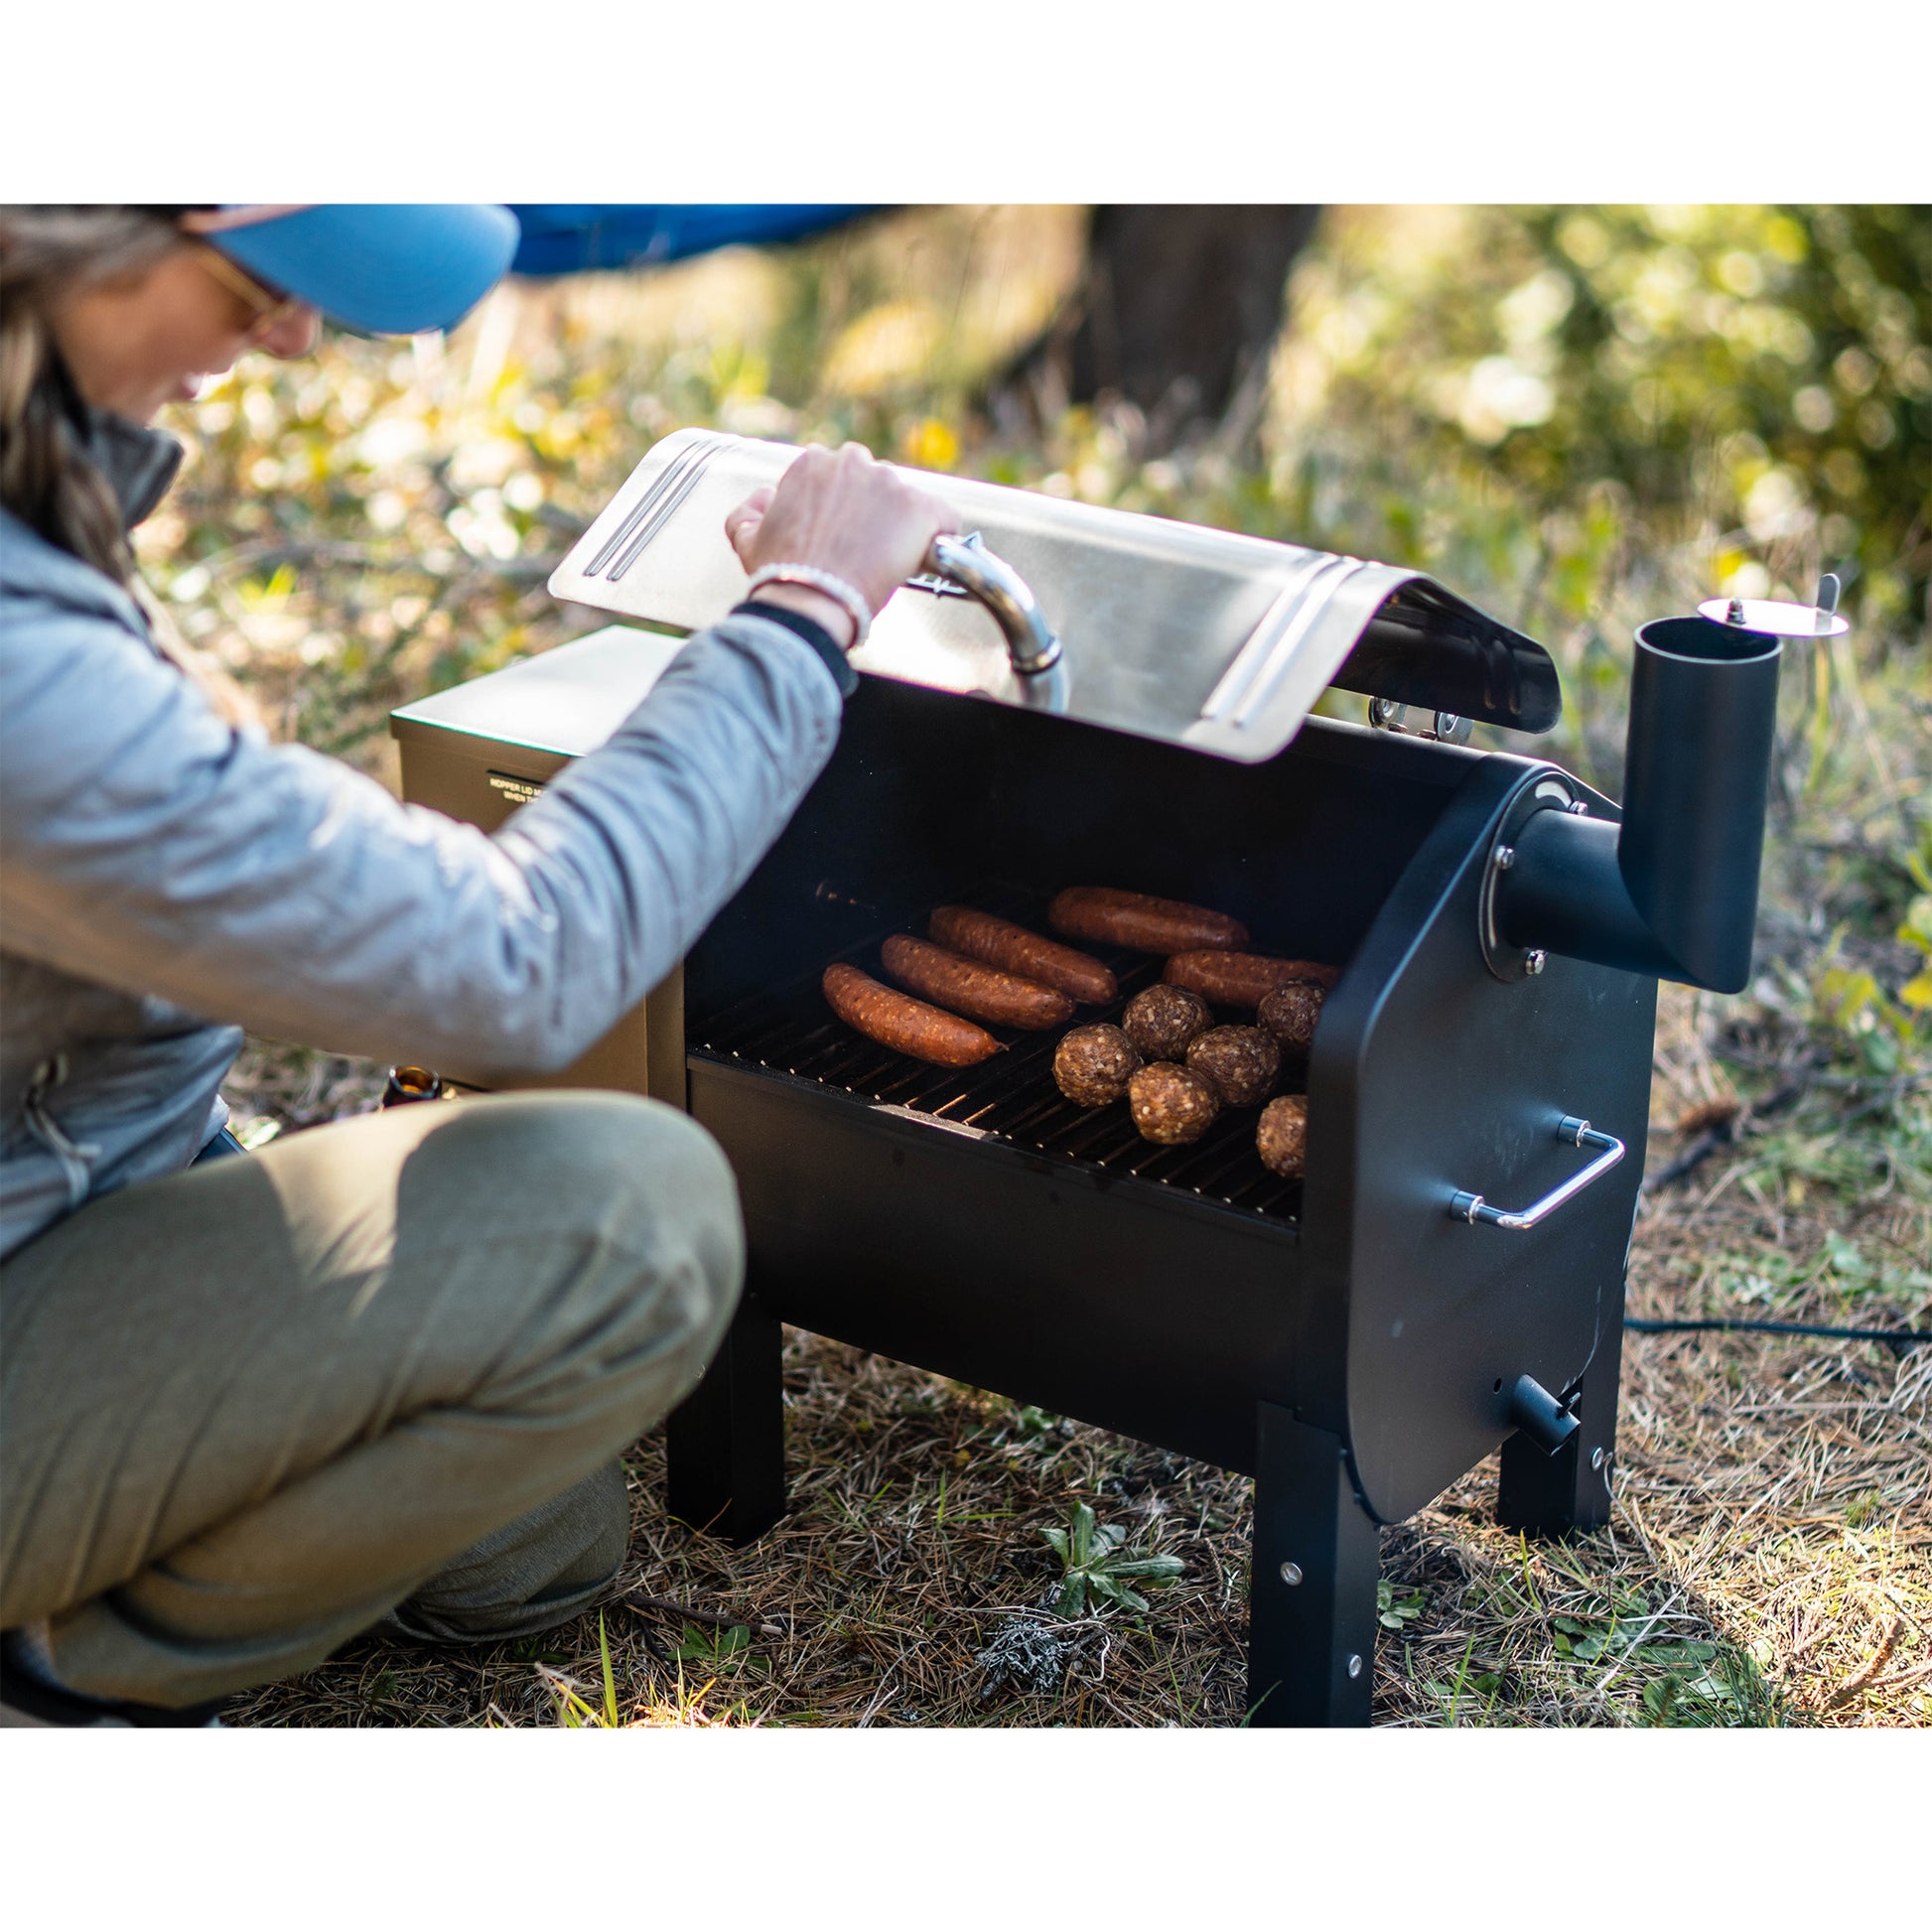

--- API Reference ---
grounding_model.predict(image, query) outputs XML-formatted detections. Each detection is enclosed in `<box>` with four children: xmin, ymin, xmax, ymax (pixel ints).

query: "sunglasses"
<box><xmin>191</xmin><ymin>243</ymin><xmax>309</xmax><ymax>343</ymax></box>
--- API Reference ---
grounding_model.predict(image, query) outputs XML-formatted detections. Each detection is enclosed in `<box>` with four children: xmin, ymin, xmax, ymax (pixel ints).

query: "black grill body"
<box><xmin>392</xmin><ymin>430</ymin><xmax>1808</xmax><ymax>1730</ymax></box>
<box><xmin>664</xmin><ymin>676</ymin><xmax>1654</xmax><ymax>1724</ymax></box>
<box><xmin>393</xmin><ymin>432</ymin><xmax>1799</xmax><ymax>1725</ymax></box>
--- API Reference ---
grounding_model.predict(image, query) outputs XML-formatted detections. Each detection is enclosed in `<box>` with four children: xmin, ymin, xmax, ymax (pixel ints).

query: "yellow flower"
<box><xmin>901</xmin><ymin>416</ymin><xmax>960</xmax><ymax>472</ymax></box>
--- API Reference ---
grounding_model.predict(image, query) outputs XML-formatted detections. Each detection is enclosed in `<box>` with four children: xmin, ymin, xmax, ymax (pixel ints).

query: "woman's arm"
<box><xmin>0</xmin><ymin>445</ymin><xmax>958</xmax><ymax>1071</ymax></box>
<box><xmin>1</xmin><ymin>601</ymin><xmax>834</xmax><ymax>1070</ymax></box>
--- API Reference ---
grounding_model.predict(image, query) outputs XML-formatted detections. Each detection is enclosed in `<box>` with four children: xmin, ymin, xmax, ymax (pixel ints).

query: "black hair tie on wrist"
<box><xmin>733</xmin><ymin>599</ymin><xmax>859</xmax><ymax>698</ymax></box>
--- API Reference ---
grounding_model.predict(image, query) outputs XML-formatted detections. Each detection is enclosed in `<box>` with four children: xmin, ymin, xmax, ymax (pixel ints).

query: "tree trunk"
<box><xmin>990</xmin><ymin>206</ymin><xmax>1321</xmax><ymax>451</ymax></box>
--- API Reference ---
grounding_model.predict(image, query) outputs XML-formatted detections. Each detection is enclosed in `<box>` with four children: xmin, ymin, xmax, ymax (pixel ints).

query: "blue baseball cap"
<box><xmin>182</xmin><ymin>205</ymin><xmax>520</xmax><ymax>335</ymax></box>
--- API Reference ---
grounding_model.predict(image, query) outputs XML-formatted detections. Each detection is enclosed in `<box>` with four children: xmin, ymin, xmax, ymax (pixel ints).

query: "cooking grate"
<box><xmin>688</xmin><ymin>889</ymin><xmax>1307</xmax><ymax>1224</ymax></box>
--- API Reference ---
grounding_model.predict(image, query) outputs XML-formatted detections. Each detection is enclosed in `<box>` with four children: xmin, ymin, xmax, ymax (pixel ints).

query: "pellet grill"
<box><xmin>391</xmin><ymin>430</ymin><xmax>1839</xmax><ymax>1725</ymax></box>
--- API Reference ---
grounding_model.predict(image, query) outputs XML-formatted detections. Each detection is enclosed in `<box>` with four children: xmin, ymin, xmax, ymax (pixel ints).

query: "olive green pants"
<box><xmin>0</xmin><ymin>1091</ymin><xmax>743</xmax><ymax>1709</ymax></box>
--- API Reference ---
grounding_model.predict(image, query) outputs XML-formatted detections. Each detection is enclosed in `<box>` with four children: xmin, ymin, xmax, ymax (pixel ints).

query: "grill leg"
<box><xmin>1247</xmin><ymin>1404</ymin><xmax>1381</xmax><ymax>1727</ymax></box>
<box><xmin>1496</xmin><ymin>1298</ymin><xmax>1624</xmax><ymax>1538</ymax></box>
<box><xmin>664</xmin><ymin>1293</ymin><xmax>786</xmax><ymax>1545</ymax></box>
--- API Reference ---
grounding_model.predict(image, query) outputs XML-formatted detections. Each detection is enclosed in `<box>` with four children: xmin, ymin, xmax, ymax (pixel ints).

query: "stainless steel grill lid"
<box><xmin>548</xmin><ymin>429</ymin><xmax>1560</xmax><ymax>762</ymax></box>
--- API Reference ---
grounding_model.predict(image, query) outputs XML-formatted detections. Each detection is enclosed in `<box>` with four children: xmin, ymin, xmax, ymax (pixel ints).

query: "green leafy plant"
<box><xmin>1551</xmin><ymin>1611</ymin><xmax>1700</xmax><ymax>1667</ymax></box>
<box><xmin>1378</xmin><ymin>1582</ymin><xmax>1428</xmax><ymax>1632</ymax></box>
<box><xmin>1549</xmin><ymin>1602</ymin><xmax>1781</xmax><ymax>1725</ymax></box>
<box><xmin>1811</xmin><ymin>951</ymin><xmax>1921</xmax><ymax>1079</ymax></box>
<box><xmin>1041</xmin><ymin>1502</ymin><xmax>1183</xmax><ymax>1616</ymax></box>
<box><xmin>672</xmin><ymin>1621</ymin><xmax>755</xmax><ymax>1666</ymax></box>
<box><xmin>1640</xmin><ymin>1651</ymin><xmax>1784</xmax><ymax>1728</ymax></box>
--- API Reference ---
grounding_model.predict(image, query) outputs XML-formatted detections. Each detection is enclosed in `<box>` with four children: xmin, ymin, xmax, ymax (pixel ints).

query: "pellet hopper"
<box><xmin>390</xmin><ymin>430</ymin><xmax>1843</xmax><ymax>1725</ymax></box>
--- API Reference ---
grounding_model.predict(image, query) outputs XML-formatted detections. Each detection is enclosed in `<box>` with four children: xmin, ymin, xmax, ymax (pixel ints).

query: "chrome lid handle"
<box><xmin>924</xmin><ymin>534</ymin><xmax>1068</xmax><ymax>710</ymax></box>
<box><xmin>1449</xmin><ymin>1115</ymin><xmax>1625</xmax><ymax>1231</ymax></box>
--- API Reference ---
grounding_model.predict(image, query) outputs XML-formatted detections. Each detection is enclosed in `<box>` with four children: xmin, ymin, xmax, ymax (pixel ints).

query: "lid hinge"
<box><xmin>1367</xmin><ymin>698</ymin><xmax>1472</xmax><ymax>745</ymax></box>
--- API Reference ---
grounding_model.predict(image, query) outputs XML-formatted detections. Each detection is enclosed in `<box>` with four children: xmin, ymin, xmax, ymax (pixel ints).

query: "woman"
<box><xmin>0</xmin><ymin>205</ymin><xmax>957</xmax><ymax>1725</ymax></box>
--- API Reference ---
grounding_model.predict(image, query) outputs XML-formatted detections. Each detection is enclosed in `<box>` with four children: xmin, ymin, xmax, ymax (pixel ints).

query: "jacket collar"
<box><xmin>76</xmin><ymin>405</ymin><xmax>183</xmax><ymax>533</ymax></box>
<box><xmin>49</xmin><ymin>347</ymin><xmax>184</xmax><ymax>532</ymax></box>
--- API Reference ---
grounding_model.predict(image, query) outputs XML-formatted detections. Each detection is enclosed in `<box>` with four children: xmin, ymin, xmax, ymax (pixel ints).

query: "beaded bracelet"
<box><xmin>743</xmin><ymin>563</ymin><xmax>874</xmax><ymax>652</ymax></box>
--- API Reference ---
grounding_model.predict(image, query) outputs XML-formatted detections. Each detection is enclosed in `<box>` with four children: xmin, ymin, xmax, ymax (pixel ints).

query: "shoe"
<box><xmin>0</xmin><ymin>1640</ymin><xmax>226</xmax><ymax>1728</ymax></box>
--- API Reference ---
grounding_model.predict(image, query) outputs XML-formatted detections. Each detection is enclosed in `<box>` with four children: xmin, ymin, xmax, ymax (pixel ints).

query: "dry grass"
<box><xmin>222</xmin><ymin>990</ymin><xmax>1931</xmax><ymax>1730</ymax></box>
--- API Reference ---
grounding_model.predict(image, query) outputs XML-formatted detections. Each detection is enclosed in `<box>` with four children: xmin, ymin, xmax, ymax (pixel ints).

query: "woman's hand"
<box><xmin>725</xmin><ymin>443</ymin><xmax>959</xmax><ymax>650</ymax></box>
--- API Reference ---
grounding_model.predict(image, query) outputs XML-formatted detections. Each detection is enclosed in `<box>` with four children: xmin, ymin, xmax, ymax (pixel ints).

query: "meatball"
<box><xmin>1257</xmin><ymin>1094</ymin><xmax>1309</xmax><ymax>1177</ymax></box>
<box><xmin>1053</xmin><ymin>1023</ymin><xmax>1143</xmax><ymax>1108</ymax></box>
<box><xmin>1128</xmin><ymin>1061</ymin><xmax>1221</xmax><ymax>1146</ymax></box>
<box><xmin>1257</xmin><ymin>979</ymin><xmax>1325</xmax><ymax>1054</ymax></box>
<box><xmin>1122</xmin><ymin>983</ymin><xmax>1211</xmax><ymax>1061</ymax></box>
<box><xmin>1185</xmin><ymin>1025</ymin><xmax>1281</xmax><ymax>1107</ymax></box>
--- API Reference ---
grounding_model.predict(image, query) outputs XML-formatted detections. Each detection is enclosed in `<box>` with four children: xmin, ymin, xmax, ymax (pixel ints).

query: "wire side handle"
<box><xmin>1449</xmin><ymin>1115</ymin><xmax>1626</xmax><ymax>1231</ymax></box>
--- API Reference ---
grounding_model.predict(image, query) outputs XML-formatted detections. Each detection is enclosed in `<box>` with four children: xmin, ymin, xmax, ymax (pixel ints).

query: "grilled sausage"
<box><xmin>880</xmin><ymin>934</ymin><xmax>1073</xmax><ymax>1032</ymax></box>
<box><xmin>1185</xmin><ymin>1026</ymin><xmax>1281</xmax><ymax>1107</ymax></box>
<box><xmin>1163</xmin><ymin>950</ymin><xmax>1340</xmax><ymax>1007</ymax></box>
<box><xmin>929</xmin><ymin>905</ymin><xmax>1118</xmax><ymax>1005</ymax></box>
<box><xmin>1122</xmin><ymin>984</ymin><xmax>1212</xmax><ymax>1060</ymax></box>
<box><xmin>1053</xmin><ymin>1023</ymin><xmax>1143</xmax><ymax>1108</ymax></box>
<box><xmin>1257</xmin><ymin>1094</ymin><xmax>1309</xmax><ymax>1177</ymax></box>
<box><xmin>1257</xmin><ymin>979</ymin><xmax>1325</xmax><ymax>1053</ymax></box>
<box><xmin>1048</xmin><ymin>887</ymin><xmax>1249</xmax><ymax>955</ymax></box>
<box><xmin>1129</xmin><ymin>1062</ymin><xmax>1221</xmax><ymax>1145</ymax></box>
<box><xmin>822</xmin><ymin>963</ymin><xmax>1001</xmax><ymax>1066</ymax></box>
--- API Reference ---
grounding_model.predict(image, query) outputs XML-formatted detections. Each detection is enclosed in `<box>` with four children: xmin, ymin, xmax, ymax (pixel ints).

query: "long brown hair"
<box><xmin>0</xmin><ymin>206</ymin><xmax>183</xmax><ymax>577</ymax></box>
<box><xmin>0</xmin><ymin>204</ymin><xmax>260</xmax><ymax>727</ymax></box>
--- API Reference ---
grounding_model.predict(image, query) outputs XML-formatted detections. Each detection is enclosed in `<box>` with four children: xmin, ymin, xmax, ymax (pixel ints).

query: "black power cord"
<box><xmin>1626</xmin><ymin>1316</ymin><xmax>1932</xmax><ymax>1351</ymax></box>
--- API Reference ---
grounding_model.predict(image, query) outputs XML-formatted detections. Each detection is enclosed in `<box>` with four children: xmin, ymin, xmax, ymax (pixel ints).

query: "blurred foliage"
<box><xmin>1275</xmin><ymin>207</ymin><xmax>1929</xmax><ymax>628</ymax></box>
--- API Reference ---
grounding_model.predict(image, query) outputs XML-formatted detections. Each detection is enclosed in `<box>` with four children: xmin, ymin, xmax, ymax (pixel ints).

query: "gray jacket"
<box><xmin>0</xmin><ymin>422</ymin><xmax>843</xmax><ymax>1262</ymax></box>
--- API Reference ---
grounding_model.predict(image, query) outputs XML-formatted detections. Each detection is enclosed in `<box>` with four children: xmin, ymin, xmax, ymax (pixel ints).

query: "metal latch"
<box><xmin>1367</xmin><ymin>698</ymin><xmax>1472</xmax><ymax>745</ymax></box>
